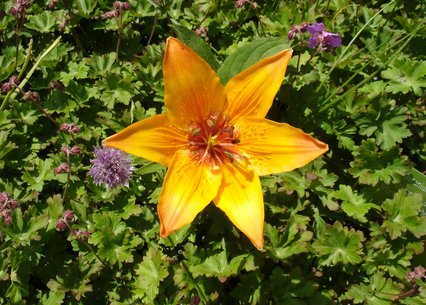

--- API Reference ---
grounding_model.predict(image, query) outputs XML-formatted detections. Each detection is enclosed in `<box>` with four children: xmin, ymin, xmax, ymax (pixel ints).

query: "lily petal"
<box><xmin>214</xmin><ymin>161</ymin><xmax>264</xmax><ymax>249</ymax></box>
<box><xmin>159</xmin><ymin>150</ymin><xmax>222</xmax><ymax>237</ymax></box>
<box><xmin>236</xmin><ymin>117</ymin><xmax>328</xmax><ymax>176</ymax></box>
<box><xmin>103</xmin><ymin>114</ymin><xmax>186</xmax><ymax>167</ymax></box>
<box><xmin>164</xmin><ymin>38</ymin><xmax>228</xmax><ymax>128</ymax></box>
<box><xmin>225</xmin><ymin>49</ymin><xmax>292</xmax><ymax>121</ymax></box>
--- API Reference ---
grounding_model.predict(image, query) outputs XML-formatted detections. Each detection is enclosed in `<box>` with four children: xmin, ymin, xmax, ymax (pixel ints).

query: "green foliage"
<box><xmin>0</xmin><ymin>0</ymin><xmax>425</xmax><ymax>304</ymax></box>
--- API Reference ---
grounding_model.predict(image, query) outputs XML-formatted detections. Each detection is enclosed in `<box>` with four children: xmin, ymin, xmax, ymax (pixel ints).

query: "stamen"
<box><xmin>187</xmin><ymin>114</ymin><xmax>241</xmax><ymax>167</ymax></box>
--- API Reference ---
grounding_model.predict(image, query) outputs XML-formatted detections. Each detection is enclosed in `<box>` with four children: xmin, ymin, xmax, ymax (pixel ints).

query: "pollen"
<box><xmin>187</xmin><ymin>114</ymin><xmax>241</xmax><ymax>167</ymax></box>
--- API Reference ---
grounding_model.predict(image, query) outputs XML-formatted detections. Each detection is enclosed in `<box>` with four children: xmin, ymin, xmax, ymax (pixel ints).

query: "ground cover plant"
<box><xmin>0</xmin><ymin>0</ymin><xmax>425</xmax><ymax>304</ymax></box>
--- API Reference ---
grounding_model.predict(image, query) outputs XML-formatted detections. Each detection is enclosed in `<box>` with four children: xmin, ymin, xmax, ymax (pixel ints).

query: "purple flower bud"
<box><xmin>9</xmin><ymin>75</ymin><xmax>19</xmax><ymax>86</ymax></box>
<box><xmin>23</xmin><ymin>91</ymin><xmax>39</xmax><ymax>102</ymax></box>
<box><xmin>0</xmin><ymin>192</ymin><xmax>8</xmax><ymax>204</ymax></box>
<box><xmin>19</xmin><ymin>0</ymin><xmax>31</xmax><ymax>9</ymax></box>
<box><xmin>9</xmin><ymin>6</ymin><xmax>19</xmax><ymax>16</ymax></box>
<box><xmin>75</xmin><ymin>229</ymin><xmax>90</xmax><ymax>239</ymax></box>
<box><xmin>191</xmin><ymin>296</ymin><xmax>201</xmax><ymax>305</ymax></box>
<box><xmin>63</xmin><ymin>210</ymin><xmax>75</xmax><ymax>222</ymax></box>
<box><xmin>59</xmin><ymin>19</ymin><xmax>67</xmax><ymax>31</ymax></box>
<box><xmin>287</xmin><ymin>29</ymin><xmax>297</xmax><ymax>40</ymax></box>
<box><xmin>122</xmin><ymin>2</ymin><xmax>131</xmax><ymax>10</ymax></box>
<box><xmin>8</xmin><ymin>199</ymin><xmax>19</xmax><ymax>210</ymax></box>
<box><xmin>113</xmin><ymin>1</ymin><xmax>130</xmax><ymax>11</ymax></box>
<box><xmin>60</xmin><ymin>123</ymin><xmax>80</xmax><ymax>134</ymax></box>
<box><xmin>55</xmin><ymin>219</ymin><xmax>67</xmax><ymax>231</ymax></box>
<box><xmin>47</xmin><ymin>0</ymin><xmax>57</xmax><ymax>9</ymax></box>
<box><xmin>70</xmin><ymin>145</ymin><xmax>81</xmax><ymax>155</ymax></box>
<box><xmin>195</xmin><ymin>26</ymin><xmax>207</xmax><ymax>36</ymax></box>
<box><xmin>88</xmin><ymin>146</ymin><xmax>134</xmax><ymax>188</ymax></box>
<box><xmin>60</xmin><ymin>123</ymin><xmax>70</xmax><ymax>131</ymax></box>
<box><xmin>235</xmin><ymin>0</ymin><xmax>248</xmax><ymax>8</ymax></box>
<box><xmin>414</xmin><ymin>266</ymin><xmax>426</xmax><ymax>278</ymax></box>
<box><xmin>102</xmin><ymin>10</ymin><xmax>118</xmax><ymax>19</ymax></box>
<box><xmin>61</xmin><ymin>145</ymin><xmax>71</xmax><ymax>155</ymax></box>
<box><xmin>54</xmin><ymin>163</ymin><xmax>70</xmax><ymax>175</ymax></box>
<box><xmin>1</xmin><ymin>82</ymin><xmax>12</xmax><ymax>93</ymax></box>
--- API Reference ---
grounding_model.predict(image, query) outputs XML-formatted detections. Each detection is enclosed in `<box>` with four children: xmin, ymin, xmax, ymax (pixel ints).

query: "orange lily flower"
<box><xmin>104</xmin><ymin>38</ymin><xmax>328</xmax><ymax>249</ymax></box>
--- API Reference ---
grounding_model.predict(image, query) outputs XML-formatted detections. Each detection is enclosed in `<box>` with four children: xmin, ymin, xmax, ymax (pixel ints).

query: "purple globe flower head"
<box><xmin>88</xmin><ymin>146</ymin><xmax>134</xmax><ymax>188</ymax></box>
<box><xmin>307</xmin><ymin>22</ymin><xmax>341</xmax><ymax>51</ymax></box>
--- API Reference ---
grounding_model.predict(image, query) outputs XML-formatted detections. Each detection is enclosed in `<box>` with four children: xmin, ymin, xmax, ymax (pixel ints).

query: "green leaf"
<box><xmin>97</xmin><ymin>73</ymin><xmax>134</xmax><ymax>109</ymax></box>
<box><xmin>171</xmin><ymin>24</ymin><xmax>220</xmax><ymax>71</ymax></box>
<box><xmin>60</xmin><ymin>61</ymin><xmax>90</xmax><ymax>85</ymax></box>
<box><xmin>334</xmin><ymin>185</ymin><xmax>378</xmax><ymax>223</ymax></box>
<box><xmin>382</xmin><ymin>190</ymin><xmax>426</xmax><ymax>239</ymax></box>
<box><xmin>133</xmin><ymin>248</ymin><xmax>169</xmax><ymax>302</ymax></box>
<box><xmin>381</xmin><ymin>59</ymin><xmax>426</xmax><ymax>96</ymax></box>
<box><xmin>217</xmin><ymin>37</ymin><xmax>291</xmax><ymax>84</ymax></box>
<box><xmin>313</xmin><ymin>221</ymin><xmax>365</xmax><ymax>267</ymax></box>
<box><xmin>190</xmin><ymin>251</ymin><xmax>248</xmax><ymax>278</ymax></box>
<box><xmin>21</xmin><ymin>159</ymin><xmax>55</xmax><ymax>192</ymax></box>
<box><xmin>349</xmin><ymin>140</ymin><xmax>409</xmax><ymax>186</ymax></box>
<box><xmin>344</xmin><ymin>272</ymin><xmax>399</xmax><ymax>305</ymax></box>
<box><xmin>265</xmin><ymin>215</ymin><xmax>313</xmax><ymax>260</ymax></box>
<box><xmin>0</xmin><ymin>130</ymin><xmax>17</xmax><ymax>170</ymax></box>
<box><xmin>354</xmin><ymin>101</ymin><xmax>412</xmax><ymax>150</ymax></box>
<box><xmin>25</xmin><ymin>11</ymin><xmax>61</xmax><ymax>33</ymax></box>
<box><xmin>74</xmin><ymin>0</ymin><xmax>98</xmax><ymax>17</ymax></box>
<box><xmin>84</xmin><ymin>52</ymin><xmax>116</xmax><ymax>77</ymax></box>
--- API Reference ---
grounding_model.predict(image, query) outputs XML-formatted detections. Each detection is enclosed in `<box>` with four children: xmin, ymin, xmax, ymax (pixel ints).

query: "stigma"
<box><xmin>187</xmin><ymin>114</ymin><xmax>241</xmax><ymax>167</ymax></box>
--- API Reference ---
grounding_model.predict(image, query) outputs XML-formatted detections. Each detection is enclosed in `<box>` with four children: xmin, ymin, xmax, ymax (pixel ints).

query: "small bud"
<box><xmin>1</xmin><ymin>82</ymin><xmax>12</xmax><ymax>93</ymax></box>
<box><xmin>101</xmin><ymin>10</ymin><xmax>118</xmax><ymax>19</ymax></box>
<box><xmin>47</xmin><ymin>0</ymin><xmax>57</xmax><ymax>9</ymax></box>
<box><xmin>54</xmin><ymin>163</ymin><xmax>70</xmax><ymax>174</ymax></box>
<box><xmin>75</xmin><ymin>229</ymin><xmax>90</xmax><ymax>239</ymax></box>
<box><xmin>59</xmin><ymin>19</ymin><xmax>67</xmax><ymax>31</ymax></box>
<box><xmin>63</xmin><ymin>210</ymin><xmax>75</xmax><ymax>222</ymax></box>
<box><xmin>55</xmin><ymin>219</ymin><xmax>67</xmax><ymax>231</ymax></box>
<box><xmin>70</xmin><ymin>125</ymin><xmax>80</xmax><ymax>134</ymax></box>
<box><xmin>23</xmin><ymin>91</ymin><xmax>40</xmax><ymax>102</ymax></box>
<box><xmin>191</xmin><ymin>296</ymin><xmax>201</xmax><ymax>305</ymax></box>
<box><xmin>60</xmin><ymin>123</ymin><xmax>70</xmax><ymax>131</ymax></box>
<box><xmin>8</xmin><ymin>199</ymin><xmax>19</xmax><ymax>210</ymax></box>
<box><xmin>61</xmin><ymin>145</ymin><xmax>71</xmax><ymax>155</ymax></box>
<box><xmin>10</xmin><ymin>6</ymin><xmax>18</xmax><ymax>17</ymax></box>
<box><xmin>70</xmin><ymin>145</ymin><xmax>81</xmax><ymax>155</ymax></box>
<box><xmin>0</xmin><ymin>192</ymin><xmax>8</xmax><ymax>204</ymax></box>
<box><xmin>195</xmin><ymin>26</ymin><xmax>207</xmax><ymax>37</ymax></box>
<box><xmin>122</xmin><ymin>2</ymin><xmax>131</xmax><ymax>10</ymax></box>
<box><xmin>60</xmin><ymin>123</ymin><xmax>80</xmax><ymax>134</ymax></box>
<box><xmin>20</xmin><ymin>0</ymin><xmax>31</xmax><ymax>9</ymax></box>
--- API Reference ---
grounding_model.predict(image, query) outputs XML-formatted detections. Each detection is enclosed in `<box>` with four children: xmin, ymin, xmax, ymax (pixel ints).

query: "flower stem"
<box><xmin>0</xmin><ymin>37</ymin><xmax>62</xmax><ymax>112</ymax></box>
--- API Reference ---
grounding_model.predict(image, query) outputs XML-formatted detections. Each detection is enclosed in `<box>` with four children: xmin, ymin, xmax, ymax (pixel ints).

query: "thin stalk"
<box><xmin>116</xmin><ymin>8</ymin><xmax>123</xmax><ymax>61</ymax></box>
<box><xmin>32</xmin><ymin>100</ymin><xmax>58</xmax><ymax>125</ymax></box>
<box><xmin>147</xmin><ymin>13</ymin><xmax>158</xmax><ymax>46</ymax></box>
<box><xmin>327</xmin><ymin>0</ymin><xmax>396</xmax><ymax>76</ymax></box>
<box><xmin>62</xmin><ymin>152</ymin><xmax>72</xmax><ymax>204</ymax></box>
<box><xmin>17</xmin><ymin>39</ymin><xmax>33</xmax><ymax>80</ymax></box>
<box><xmin>1</xmin><ymin>36</ymin><xmax>62</xmax><ymax>111</ymax></box>
<box><xmin>319</xmin><ymin>22</ymin><xmax>423</xmax><ymax>113</ymax></box>
<box><xmin>180</xmin><ymin>261</ymin><xmax>208</xmax><ymax>303</ymax></box>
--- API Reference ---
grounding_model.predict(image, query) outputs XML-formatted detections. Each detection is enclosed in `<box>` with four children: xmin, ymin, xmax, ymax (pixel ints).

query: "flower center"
<box><xmin>187</xmin><ymin>114</ymin><xmax>240</xmax><ymax>167</ymax></box>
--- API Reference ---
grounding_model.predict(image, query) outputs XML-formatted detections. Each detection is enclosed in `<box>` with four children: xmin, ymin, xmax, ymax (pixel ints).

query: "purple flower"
<box><xmin>88</xmin><ymin>146</ymin><xmax>134</xmax><ymax>188</ymax></box>
<box><xmin>307</xmin><ymin>22</ymin><xmax>325</xmax><ymax>34</ymax></box>
<box><xmin>306</xmin><ymin>22</ymin><xmax>341</xmax><ymax>51</ymax></box>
